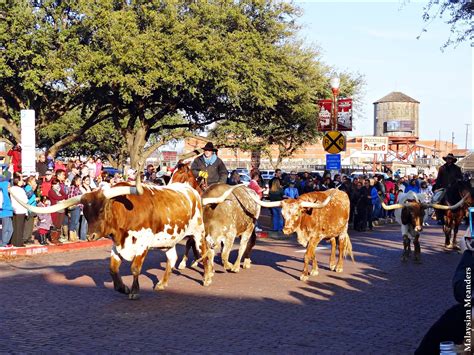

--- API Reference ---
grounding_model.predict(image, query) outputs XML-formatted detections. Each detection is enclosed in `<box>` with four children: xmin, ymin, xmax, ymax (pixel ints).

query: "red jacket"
<box><xmin>7</xmin><ymin>148</ymin><xmax>21</xmax><ymax>173</ymax></box>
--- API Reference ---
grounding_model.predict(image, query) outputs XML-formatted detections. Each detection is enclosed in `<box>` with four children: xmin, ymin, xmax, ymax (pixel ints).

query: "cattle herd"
<box><xmin>10</xmin><ymin>164</ymin><xmax>470</xmax><ymax>300</ymax></box>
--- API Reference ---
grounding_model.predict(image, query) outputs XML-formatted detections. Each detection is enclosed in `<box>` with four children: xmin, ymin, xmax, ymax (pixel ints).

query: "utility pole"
<box><xmin>465</xmin><ymin>123</ymin><xmax>471</xmax><ymax>150</ymax></box>
<box><xmin>451</xmin><ymin>132</ymin><xmax>454</xmax><ymax>150</ymax></box>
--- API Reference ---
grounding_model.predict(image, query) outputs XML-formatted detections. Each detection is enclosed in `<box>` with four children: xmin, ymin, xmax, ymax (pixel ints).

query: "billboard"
<box><xmin>384</xmin><ymin>120</ymin><xmax>415</xmax><ymax>133</ymax></box>
<box><xmin>318</xmin><ymin>99</ymin><xmax>352</xmax><ymax>131</ymax></box>
<box><xmin>361</xmin><ymin>136</ymin><xmax>388</xmax><ymax>155</ymax></box>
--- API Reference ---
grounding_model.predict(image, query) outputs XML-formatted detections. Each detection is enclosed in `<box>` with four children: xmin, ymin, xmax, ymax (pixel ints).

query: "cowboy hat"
<box><xmin>442</xmin><ymin>153</ymin><xmax>457</xmax><ymax>162</ymax></box>
<box><xmin>202</xmin><ymin>142</ymin><xmax>218</xmax><ymax>151</ymax></box>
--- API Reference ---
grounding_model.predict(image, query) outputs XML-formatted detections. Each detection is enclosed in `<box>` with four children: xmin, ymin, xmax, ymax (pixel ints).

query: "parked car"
<box><xmin>235</xmin><ymin>167</ymin><xmax>249</xmax><ymax>175</ymax></box>
<box><xmin>102</xmin><ymin>166</ymin><xmax>122</xmax><ymax>177</ymax></box>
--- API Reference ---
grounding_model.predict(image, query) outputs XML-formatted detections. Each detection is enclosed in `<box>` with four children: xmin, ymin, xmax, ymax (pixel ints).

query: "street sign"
<box><xmin>326</xmin><ymin>154</ymin><xmax>341</xmax><ymax>171</ymax></box>
<box><xmin>361</xmin><ymin>136</ymin><xmax>388</xmax><ymax>154</ymax></box>
<box><xmin>323</xmin><ymin>131</ymin><xmax>346</xmax><ymax>154</ymax></box>
<box><xmin>318</xmin><ymin>99</ymin><xmax>353</xmax><ymax>131</ymax></box>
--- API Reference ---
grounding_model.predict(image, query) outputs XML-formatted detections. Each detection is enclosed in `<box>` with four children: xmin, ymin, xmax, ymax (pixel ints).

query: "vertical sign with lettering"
<box><xmin>21</xmin><ymin>110</ymin><xmax>36</xmax><ymax>175</ymax></box>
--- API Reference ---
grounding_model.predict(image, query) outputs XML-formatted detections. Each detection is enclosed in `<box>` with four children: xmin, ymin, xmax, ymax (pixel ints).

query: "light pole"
<box><xmin>329</xmin><ymin>74</ymin><xmax>340</xmax><ymax>131</ymax></box>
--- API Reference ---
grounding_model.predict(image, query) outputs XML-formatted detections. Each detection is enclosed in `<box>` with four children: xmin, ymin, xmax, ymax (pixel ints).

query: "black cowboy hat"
<box><xmin>202</xmin><ymin>142</ymin><xmax>218</xmax><ymax>151</ymax></box>
<box><xmin>442</xmin><ymin>153</ymin><xmax>457</xmax><ymax>163</ymax></box>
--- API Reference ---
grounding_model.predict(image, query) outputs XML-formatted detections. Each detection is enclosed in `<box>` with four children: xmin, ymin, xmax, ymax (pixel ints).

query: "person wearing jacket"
<box><xmin>22</xmin><ymin>176</ymin><xmax>38</xmax><ymax>245</ymax></box>
<box><xmin>10</xmin><ymin>173</ymin><xmax>28</xmax><ymax>247</ymax></box>
<box><xmin>191</xmin><ymin>142</ymin><xmax>228</xmax><ymax>189</ymax></box>
<box><xmin>7</xmin><ymin>144</ymin><xmax>22</xmax><ymax>173</ymax></box>
<box><xmin>0</xmin><ymin>171</ymin><xmax>14</xmax><ymax>248</ymax></box>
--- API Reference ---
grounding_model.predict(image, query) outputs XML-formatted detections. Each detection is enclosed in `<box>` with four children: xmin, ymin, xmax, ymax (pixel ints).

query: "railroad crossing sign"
<box><xmin>322</xmin><ymin>131</ymin><xmax>346</xmax><ymax>154</ymax></box>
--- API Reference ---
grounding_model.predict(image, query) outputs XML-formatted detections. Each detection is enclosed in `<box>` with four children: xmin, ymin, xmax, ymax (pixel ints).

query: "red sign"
<box><xmin>161</xmin><ymin>151</ymin><xmax>177</xmax><ymax>161</ymax></box>
<box><xmin>317</xmin><ymin>98</ymin><xmax>353</xmax><ymax>132</ymax></box>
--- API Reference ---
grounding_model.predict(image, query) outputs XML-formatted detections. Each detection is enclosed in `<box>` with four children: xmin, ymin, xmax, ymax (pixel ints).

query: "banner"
<box><xmin>317</xmin><ymin>99</ymin><xmax>352</xmax><ymax>131</ymax></box>
<box><xmin>361</xmin><ymin>136</ymin><xmax>388</xmax><ymax>155</ymax></box>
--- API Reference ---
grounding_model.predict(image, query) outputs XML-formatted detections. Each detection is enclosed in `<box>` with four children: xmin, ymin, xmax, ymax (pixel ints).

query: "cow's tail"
<box><xmin>343</xmin><ymin>234</ymin><xmax>355</xmax><ymax>262</ymax></box>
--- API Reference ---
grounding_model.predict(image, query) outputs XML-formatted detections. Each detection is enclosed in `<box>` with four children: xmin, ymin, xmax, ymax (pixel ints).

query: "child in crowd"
<box><xmin>283</xmin><ymin>181</ymin><xmax>299</xmax><ymax>199</ymax></box>
<box><xmin>37</xmin><ymin>196</ymin><xmax>53</xmax><ymax>245</ymax></box>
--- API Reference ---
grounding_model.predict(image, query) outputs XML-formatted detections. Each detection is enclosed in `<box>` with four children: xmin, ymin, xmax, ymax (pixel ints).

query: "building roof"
<box><xmin>373</xmin><ymin>92</ymin><xmax>420</xmax><ymax>104</ymax></box>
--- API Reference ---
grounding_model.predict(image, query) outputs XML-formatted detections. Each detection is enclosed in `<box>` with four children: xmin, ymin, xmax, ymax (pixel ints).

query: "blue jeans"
<box><xmin>69</xmin><ymin>207</ymin><xmax>81</xmax><ymax>233</ymax></box>
<box><xmin>1</xmin><ymin>217</ymin><xmax>13</xmax><ymax>246</ymax></box>
<box><xmin>372</xmin><ymin>202</ymin><xmax>382</xmax><ymax>221</ymax></box>
<box><xmin>79</xmin><ymin>216</ymin><xmax>88</xmax><ymax>241</ymax></box>
<box><xmin>271</xmin><ymin>207</ymin><xmax>284</xmax><ymax>231</ymax></box>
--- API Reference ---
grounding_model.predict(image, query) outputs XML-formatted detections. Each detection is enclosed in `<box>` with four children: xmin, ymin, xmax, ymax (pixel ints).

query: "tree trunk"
<box><xmin>125</xmin><ymin>124</ymin><xmax>147</xmax><ymax>171</ymax></box>
<box><xmin>251</xmin><ymin>150</ymin><xmax>261</xmax><ymax>170</ymax></box>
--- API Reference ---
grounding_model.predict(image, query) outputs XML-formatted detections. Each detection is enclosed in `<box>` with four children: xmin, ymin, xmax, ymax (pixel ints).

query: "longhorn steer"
<box><xmin>11</xmin><ymin>177</ymin><xmax>238</xmax><ymax>299</ymax></box>
<box><xmin>250</xmin><ymin>189</ymin><xmax>351</xmax><ymax>282</ymax></box>
<box><xmin>171</xmin><ymin>163</ymin><xmax>259</xmax><ymax>274</ymax></box>
<box><xmin>178</xmin><ymin>183</ymin><xmax>260</xmax><ymax>275</ymax></box>
<box><xmin>381</xmin><ymin>191</ymin><xmax>465</xmax><ymax>262</ymax></box>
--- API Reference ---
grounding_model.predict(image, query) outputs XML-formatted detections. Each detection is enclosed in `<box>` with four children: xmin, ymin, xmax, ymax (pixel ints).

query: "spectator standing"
<box><xmin>283</xmin><ymin>181</ymin><xmax>299</xmax><ymax>199</ymax></box>
<box><xmin>248</xmin><ymin>172</ymin><xmax>263</xmax><ymax>199</ymax></box>
<box><xmin>46</xmin><ymin>153</ymin><xmax>55</xmax><ymax>170</ymax></box>
<box><xmin>23</xmin><ymin>176</ymin><xmax>38</xmax><ymax>245</ymax></box>
<box><xmin>41</xmin><ymin>170</ymin><xmax>53</xmax><ymax>197</ymax></box>
<box><xmin>67</xmin><ymin>175</ymin><xmax>82</xmax><ymax>242</ymax></box>
<box><xmin>95</xmin><ymin>157</ymin><xmax>103</xmax><ymax>178</ymax></box>
<box><xmin>79</xmin><ymin>176</ymin><xmax>93</xmax><ymax>241</ymax></box>
<box><xmin>7</xmin><ymin>144</ymin><xmax>22</xmax><ymax>173</ymax></box>
<box><xmin>0</xmin><ymin>172</ymin><xmax>14</xmax><ymax>248</ymax></box>
<box><xmin>10</xmin><ymin>173</ymin><xmax>28</xmax><ymax>247</ymax></box>
<box><xmin>268</xmin><ymin>169</ymin><xmax>284</xmax><ymax>232</ymax></box>
<box><xmin>36</xmin><ymin>196</ymin><xmax>53</xmax><ymax>245</ymax></box>
<box><xmin>48</xmin><ymin>178</ymin><xmax>68</xmax><ymax>243</ymax></box>
<box><xmin>85</xmin><ymin>157</ymin><xmax>97</xmax><ymax>179</ymax></box>
<box><xmin>54</xmin><ymin>158</ymin><xmax>66</xmax><ymax>172</ymax></box>
<box><xmin>36</xmin><ymin>153</ymin><xmax>48</xmax><ymax>180</ymax></box>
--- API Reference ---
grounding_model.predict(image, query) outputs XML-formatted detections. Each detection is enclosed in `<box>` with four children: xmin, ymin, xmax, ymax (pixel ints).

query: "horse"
<box><xmin>441</xmin><ymin>180</ymin><xmax>473</xmax><ymax>249</ymax></box>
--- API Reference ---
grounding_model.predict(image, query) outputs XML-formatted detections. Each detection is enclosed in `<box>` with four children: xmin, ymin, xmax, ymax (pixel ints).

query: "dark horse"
<box><xmin>442</xmin><ymin>180</ymin><xmax>473</xmax><ymax>249</ymax></box>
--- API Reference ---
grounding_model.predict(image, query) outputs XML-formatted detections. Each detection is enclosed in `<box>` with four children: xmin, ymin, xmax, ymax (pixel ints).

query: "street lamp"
<box><xmin>330</xmin><ymin>74</ymin><xmax>340</xmax><ymax>131</ymax></box>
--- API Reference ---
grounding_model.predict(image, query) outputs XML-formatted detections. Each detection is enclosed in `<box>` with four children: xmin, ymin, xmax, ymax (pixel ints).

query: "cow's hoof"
<box><xmin>299</xmin><ymin>274</ymin><xmax>309</xmax><ymax>282</ymax></box>
<box><xmin>444</xmin><ymin>243</ymin><xmax>453</xmax><ymax>250</ymax></box>
<box><xmin>414</xmin><ymin>257</ymin><xmax>422</xmax><ymax>264</ymax></box>
<box><xmin>155</xmin><ymin>283</ymin><xmax>166</xmax><ymax>291</ymax></box>
<box><xmin>203</xmin><ymin>279</ymin><xmax>212</xmax><ymax>287</ymax></box>
<box><xmin>177</xmin><ymin>261</ymin><xmax>186</xmax><ymax>270</ymax></box>
<box><xmin>190</xmin><ymin>261</ymin><xmax>199</xmax><ymax>269</ymax></box>
<box><xmin>231</xmin><ymin>265</ymin><xmax>240</xmax><ymax>273</ymax></box>
<box><xmin>310</xmin><ymin>269</ymin><xmax>319</xmax><ymax>276</ymax></box>
<box><xmin>329</xmin><ymin>264</ymin><xmax>336</xmax><ymax>271</ymax></box>
<box><xmin>335</xmin><ymin>266</ymin><xmax>343</xmax><ymax>273</ymax></box>
<box><xmin>401</xmin><ymin>254</ymin><xmax>408</xmax><ymax>262</ymax></box>
<box><xmin>243</xmin><ymin>259</ymin><xmax>251</xmax><ymax>269</ymax></box>
<box><xmin>128</xmin><ymin>293</ymin><xmax>140</xmax><ymax>300</ymax></box>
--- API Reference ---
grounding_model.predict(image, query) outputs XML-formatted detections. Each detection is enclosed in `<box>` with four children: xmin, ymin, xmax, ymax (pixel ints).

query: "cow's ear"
<box><xmin>401</xmin><ymin>207</ymin><xmax>410</xmax><ymax>225</ymax></box>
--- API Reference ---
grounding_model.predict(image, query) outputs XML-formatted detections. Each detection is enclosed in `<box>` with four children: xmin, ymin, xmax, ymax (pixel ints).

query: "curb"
<box><xmin>0</xmin><ymin>239</ymin><xmax>112</xmax><ymax>257</ymax></box>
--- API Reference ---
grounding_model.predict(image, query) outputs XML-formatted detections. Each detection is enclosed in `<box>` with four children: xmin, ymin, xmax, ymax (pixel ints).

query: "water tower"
<box><xmin>373</xmin><ymin>92</ymin><xmax>419</xmax><ymax>138</ymax></box>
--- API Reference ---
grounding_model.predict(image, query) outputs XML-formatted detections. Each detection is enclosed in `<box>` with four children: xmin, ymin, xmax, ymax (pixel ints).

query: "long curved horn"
<box><xmin>430</xmin><ymin>196</ymin><xmax>467</xmax><ymax>210</ymax></box>
<box><xmin>202</xmin><ymin>184</ymin><xmax>244</xmax><ymax>205</ymax></box>
<box><xmin>246</xmin><ymin>190</ymin><xmax>282</xmax><ymax>207</ymax></box>
<box><xmin>9</xmin><ymin>192</ymin><xmax>82</xmax><ymax>214</ymax></box>
<box><xmin>380</xmin><ymin>200</ymin><xmax>404</xmax><ymax>210</ymax></box>
<box><xmin>300</xmin><ymin>190</ymin><xmax>336</xmax><ymax>209</ymax></box>
<box><xmin>103</xmin><ymin>185</ymin><xmax>142</xmax><ymax>199</ymax></box>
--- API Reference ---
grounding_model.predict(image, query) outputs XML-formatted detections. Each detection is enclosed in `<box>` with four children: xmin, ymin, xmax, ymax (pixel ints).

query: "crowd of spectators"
<box><xmin>250</xmin><ymin>168</ymin><xmax>438</xmax><ymax>232</ymax></box>
<box><xmin>0</xmin><ymin>153</ymin><xmax>135</xmax><ymax>248</ymax></box>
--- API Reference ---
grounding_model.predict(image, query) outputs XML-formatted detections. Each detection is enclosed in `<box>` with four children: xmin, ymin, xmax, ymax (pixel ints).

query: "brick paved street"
<box><xmin>0</xmin><ymin>219</ymin><xmax>466</xmax><ymax>353</ymax></box>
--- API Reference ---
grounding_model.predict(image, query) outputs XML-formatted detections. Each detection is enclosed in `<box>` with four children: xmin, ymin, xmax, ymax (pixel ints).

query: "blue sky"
<box><xmin>294</xmin><ymin>0</ymin><xmax>473</xmax><ymax>149</ymax></box>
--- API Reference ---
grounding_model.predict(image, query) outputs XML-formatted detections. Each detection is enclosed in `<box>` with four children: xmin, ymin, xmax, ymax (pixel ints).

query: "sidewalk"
<box><xmin>0</xmin><ymin>239</ymin><xmax>111</xmax><ymax>257</ymax></box>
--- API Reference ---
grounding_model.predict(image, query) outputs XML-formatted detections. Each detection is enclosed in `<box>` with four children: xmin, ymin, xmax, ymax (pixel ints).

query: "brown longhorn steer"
<box><xmin>443</xmin><ymin>190</ymin><xmax>472</xmax><ymax>250</ymax></box>
<box><xmin>11</xmin><ymin>176</ymin><xmax>239</xmax><ymax>299</ymax></box>
<box><xmin>250</xmin><ymin>189</ymin><xmax>350</xmax><ymax>282</ymax></box>
<box><xmin>381</xmin><ymin>191</ymin><xmax>465</xmax><ymax>262</ymax></box>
